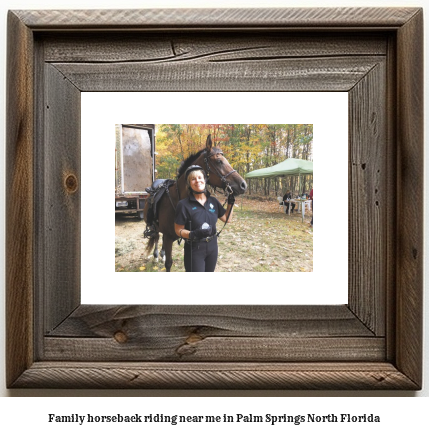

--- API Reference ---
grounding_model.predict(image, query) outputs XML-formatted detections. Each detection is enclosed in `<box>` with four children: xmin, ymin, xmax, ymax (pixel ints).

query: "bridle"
<box><xmin>203</xmin><ymin>149</ymin><xmax>237</xmax><ymax>195</ymax></box>
<box><xmin>171</xmin><ymin>149</ymin><xmax>237</xmax><ymax>211</ymax></box>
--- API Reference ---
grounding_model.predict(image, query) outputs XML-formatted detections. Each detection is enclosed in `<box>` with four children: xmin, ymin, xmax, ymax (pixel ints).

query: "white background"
<box><xmin>0</xmin><ymin>0</ymin><xmax>428</xmax><ymax>426</ymax></box>
<box><xmin>82</xmin><ymin>92</ymin><xmax>348</xmax><ymax>305</ymax></box>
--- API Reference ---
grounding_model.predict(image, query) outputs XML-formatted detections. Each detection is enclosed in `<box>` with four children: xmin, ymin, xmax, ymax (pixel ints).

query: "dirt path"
<box><xmin>115</xmin><ymin>197</ymin><xmax>313</xmax><ymax>272</ymax></box>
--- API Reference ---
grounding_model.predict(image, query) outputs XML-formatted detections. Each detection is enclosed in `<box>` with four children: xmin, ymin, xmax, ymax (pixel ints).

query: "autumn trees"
<box><xmin>155</xmin><ymin>124</ymin><xmax>313</xmax><ymax>196</ymax></box>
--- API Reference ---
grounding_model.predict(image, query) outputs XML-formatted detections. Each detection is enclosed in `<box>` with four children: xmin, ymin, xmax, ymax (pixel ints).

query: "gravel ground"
<box><xmin>115</xmin><ymin>197</ymin><xmax>313</xmax><ymax>272</ymax></box>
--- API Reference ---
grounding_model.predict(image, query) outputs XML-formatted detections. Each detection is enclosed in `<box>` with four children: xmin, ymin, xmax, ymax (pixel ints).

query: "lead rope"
<box><xmin>216</xmin><ymin>184</ymin><xmax>234</xmax><ymax>238</ymax></box>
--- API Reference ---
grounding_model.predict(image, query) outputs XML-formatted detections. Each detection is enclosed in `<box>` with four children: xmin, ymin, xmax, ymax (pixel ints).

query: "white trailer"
<box><xmin>115</xmin><ymin>124</ymin><xmax>155</xmax><ymax>219</ymax></box>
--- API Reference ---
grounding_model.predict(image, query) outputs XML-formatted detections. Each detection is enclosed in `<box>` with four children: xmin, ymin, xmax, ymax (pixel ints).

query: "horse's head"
<box><xmin>197</xmin><ymin>134</ymin><xmax>247</xmax><ymax>195</ymax></box>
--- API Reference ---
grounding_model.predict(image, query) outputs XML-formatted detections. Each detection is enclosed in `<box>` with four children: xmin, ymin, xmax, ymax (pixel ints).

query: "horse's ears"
<box><xmin>205</xmin><ymin>134</ymin><xmax>212</xmax><ymax>152</ymax></box>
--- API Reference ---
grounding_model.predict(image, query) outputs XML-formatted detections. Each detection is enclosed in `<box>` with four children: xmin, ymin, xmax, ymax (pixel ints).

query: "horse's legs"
<box><xmin>153</xmin><ymin>240</ymin><xmax>159</xmax><ymax>262</ymax></box>
<box><xmin>152</xmin><ymin>237</ymin><xmax>165</xmax><ymax>263</ymax></box>
<box><xmin>163</xmin><ymin>235</ymin><xmax>174</xmax><ymax>272</ymax></box>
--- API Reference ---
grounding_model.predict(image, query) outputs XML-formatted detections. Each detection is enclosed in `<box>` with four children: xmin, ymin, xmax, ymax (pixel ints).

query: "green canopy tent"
<box><xmin>245</xmin><ymin>157</ymin><xmax>313</xmax><ymax>194</ymax></box>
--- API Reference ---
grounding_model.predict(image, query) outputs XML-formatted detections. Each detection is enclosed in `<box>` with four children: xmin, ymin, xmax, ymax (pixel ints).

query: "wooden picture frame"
<box><xmin>6</xmin><ymin>8</ymin><xmax>423</xmax><ymax>389</ymax></box>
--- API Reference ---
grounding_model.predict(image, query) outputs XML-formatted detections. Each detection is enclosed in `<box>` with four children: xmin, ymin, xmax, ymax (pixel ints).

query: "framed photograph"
<box><xmin>6</xmin><ymin>7</ymin><xmax>423</xmax><ymax>389</ymax></box>
<box><xmin>85</xmin><ymin>93</ymin><xmax>347</xmax><ymax>305</ymax></box>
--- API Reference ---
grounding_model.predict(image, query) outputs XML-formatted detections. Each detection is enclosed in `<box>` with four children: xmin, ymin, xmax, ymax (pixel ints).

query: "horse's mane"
<box><xmin>176</xmin><ymin>149</ymin><xmax>206</xmax><ymax>179</ymax></box>
<box><xmin>177</xmin><ymin>146</ymin><xmax>223</xmax><ymax>179</ymax></box>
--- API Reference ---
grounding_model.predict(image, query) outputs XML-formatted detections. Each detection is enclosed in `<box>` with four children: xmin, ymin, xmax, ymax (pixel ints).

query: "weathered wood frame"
<box><xmin>6</xmin><ymin>8</ymin><xmax>423</xmax><ymax>389</ymax></box>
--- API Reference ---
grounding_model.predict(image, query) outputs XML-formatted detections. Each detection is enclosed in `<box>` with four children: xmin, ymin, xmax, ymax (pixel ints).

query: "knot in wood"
<box><xmin>65</xmin><ymin>174</ymin><xmax>78</xmax><ymax>193</ymax></box>
<box><xmin>114</xmin><ymin>331</ymin><xmax>128</xmax><ymax>343</ymax></box>
<box><xmin>186</xmin><ymin>333</ymin><xmax>203</xmax><ymax>344</ymax></box>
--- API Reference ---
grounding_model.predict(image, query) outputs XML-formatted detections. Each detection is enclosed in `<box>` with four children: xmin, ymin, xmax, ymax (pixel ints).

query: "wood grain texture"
<box><xmin>395</xmin><ymin>9</ymin><xmax>424</xmax><ymax>388</ymax></box>
<box><xmin>348</xmin><ymin>62</ymin><xmax>386</xmax><ymax>335</ymax></box>
<box><xmin>48</xmin><ymin>305</ymin><xmax>374</xmax><ymax>338</ymax></box>
<box><xmin>42</xmin><ymin>34</ymin><xmax>388</xmax><ymax>63</ymax></box>
<box><xmin>384</xmin><ymin>33</ymin><xmax>398</xmax><ymax>364</ymax></box>
<box><xmin>44</xmin><ymin>337</ymin><xmax>385</xmax><ymax>362</ymax></box>
<box><xmin>11</xmin><ymin>362</ymin><xmax>419</xmax><ymax>390</ymax></box>
<box><xmin>43</xmin><ymin>64</ymin><xmax>81</xmax><ymax>333</ymax></box>
<box><xmin>52</xmin><ymin>56</ymin><xmax>383</xmax><ymax>92</ymax></box>
<box><xmin>14</xmin><ymin>8</ymin><xmax>421</xmax><ymax>29</ymax></box>
<box><xmin>6</xmin><ymin>7</ymin><xmax>423</xmax><ymax>390</ymax></box>
<box><xmin>44</xmin><ymin>305</ymin><xmax>381</xmax><ymax>362</ymax></box>
<box><xmin>5</xmin><ymin>11</ymin><xmax>35</xmax><ymax>388</ymax></box>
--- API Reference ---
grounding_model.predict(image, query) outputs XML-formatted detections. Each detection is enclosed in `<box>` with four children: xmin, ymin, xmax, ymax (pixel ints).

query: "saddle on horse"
<box><xmin>143</xmin><ymin>179</ymin><xmax>176</xmax><ymax>238</ymax></box>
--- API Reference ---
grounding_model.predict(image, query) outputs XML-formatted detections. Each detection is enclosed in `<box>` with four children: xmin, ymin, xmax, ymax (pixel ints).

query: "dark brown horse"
<box><xmin>143</xmin><ymin>134</ymin><xmax>247</xmax><ymax>271</ymax></box>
